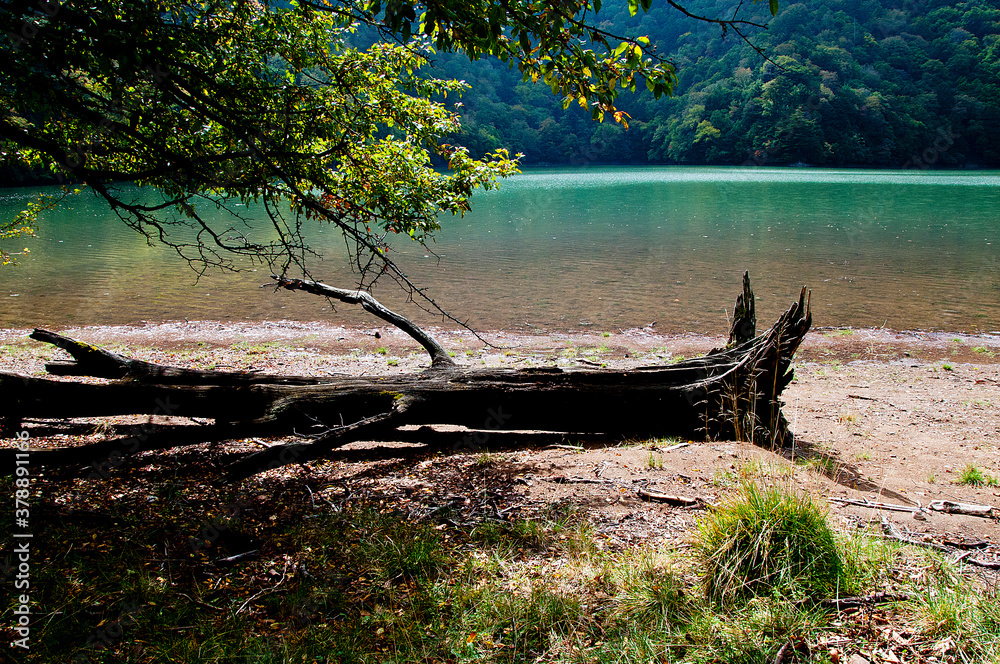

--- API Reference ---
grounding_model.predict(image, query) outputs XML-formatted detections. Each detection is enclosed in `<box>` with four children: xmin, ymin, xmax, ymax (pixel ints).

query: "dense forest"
<box><xmin>435</xmin><ymin>0</ymin><xmax>1000</xmax><ymax>167</ymax></box>
<box><xmin>3</xmin><ymin>0</ymin><xmax>998</xmax><ymax>186</ymax></box>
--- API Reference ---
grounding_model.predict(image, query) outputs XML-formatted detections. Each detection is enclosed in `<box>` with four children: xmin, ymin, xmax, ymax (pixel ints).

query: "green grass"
<box><xmin>958</xmin><ymin>463</ymin><xmax>1000</xmax><ymax>487</ymax></box>
<box><xmin>912</xmin><ymin>565</ymin><xmax>1000</xmax><ymax>661</ymax></box>
<box><xmin>795</xmin><ymin>452</ymin><xmax>841</xmax><ymax>477</ymax></box>
<box><xmin>712</xmin><ymin>457</ymin><xmax>793</xmax><ymax>488</ymax></box>
<box><xmin>693</xmin><ymin>483</ymin><xmax>843</xmax><ymax>602</ymax></box>
<box><xmin>229</xmin><ymin>340</ymin><xmax>278</xmax><ymax>355</ymax></box>
<box><xmin>646</xmin><ymin>451</ymin><xmax>664</xmax><ymax>469</ymax></box>
<box><xmin>375</xmin><ymin>346</ymin><xmax>388</xmax><ymax>355</ymax></box>
<box><xmin>10</xmin><ymin>465</ymin><xmax>996</xmax><ymax>664</ymax></box>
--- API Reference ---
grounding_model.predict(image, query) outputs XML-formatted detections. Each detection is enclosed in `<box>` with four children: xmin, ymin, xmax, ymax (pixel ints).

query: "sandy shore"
<box><xmin>3</xmin><ymin>321</ymin><xmax>999</xmax><ymax>547</ymax></box>
<box><xmin>3</xmin><ymin>319</ymin><xmax>1000</xmax><ymax>367</ymax></box>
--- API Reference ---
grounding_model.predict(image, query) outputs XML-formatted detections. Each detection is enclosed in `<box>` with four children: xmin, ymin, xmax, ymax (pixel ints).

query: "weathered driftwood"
<box><xmin>928</xmin><ymin>499</ymin><xmax>996</xmax><ymax>518</ymax></box>
<box><xmin>636</xmin><ymin>489</ymin><xmax>701</xmax><ymax>506</ymax></box>
<box><xmin>0</xmin><ymin>273</ymin><xmax>811</xmax><ymax>480</ymax></box>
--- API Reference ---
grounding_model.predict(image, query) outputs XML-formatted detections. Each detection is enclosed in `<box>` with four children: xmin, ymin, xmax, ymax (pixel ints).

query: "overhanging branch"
<box><xmin>271</xmin><ymin>275</ymin><xmax>457</xmax><ymax>368</ymax></box>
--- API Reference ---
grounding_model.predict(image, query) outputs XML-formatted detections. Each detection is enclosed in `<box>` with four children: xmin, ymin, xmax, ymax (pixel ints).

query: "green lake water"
<box><xmin>1</xmin><ymin>166</ymin><xmax>998</xmax><ymax>334</ymax></box>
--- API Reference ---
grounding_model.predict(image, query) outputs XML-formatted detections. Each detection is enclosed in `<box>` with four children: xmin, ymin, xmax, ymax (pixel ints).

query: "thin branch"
<box><xmin>271</xmin><ymin>275</ymin><xmax>456</xmax><ymax>368</ymax></box>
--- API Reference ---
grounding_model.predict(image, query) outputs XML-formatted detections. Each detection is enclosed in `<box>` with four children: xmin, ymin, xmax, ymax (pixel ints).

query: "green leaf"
<box><xmin>769</xmin><ymin>0</ymin><xmax>779</xmax><ymax>15</ymax></box>
<box><xmin>627</xmin><ymin>0</ymin><xmax>638</xmax><ymax>17</ymax></box>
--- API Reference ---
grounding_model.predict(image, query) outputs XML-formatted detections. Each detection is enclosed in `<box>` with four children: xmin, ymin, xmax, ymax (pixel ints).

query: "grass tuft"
<box><xmin>615</xmin><ymin>563</ymin><xmax>691</xmax><ymax>628</ymax></box>
<box><xmin>694</xmin><ymin>482</ymin><xmax>842</xmax><ymax>603</ymax></box>
<box><xmin>913</xmin><ymin>572</ymin><xmax>1000</xmax><ymax>660</ymax></box>
<box><xmin>958</xmin><ymin>463</ymin><xmax>999</xmax><ymax>487</ymax></box>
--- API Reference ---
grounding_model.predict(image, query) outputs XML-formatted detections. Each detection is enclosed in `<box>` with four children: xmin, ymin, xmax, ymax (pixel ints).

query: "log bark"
<box><xmin>28</xmin><ymin>328</ymin><xmax>332</xmax><ymax>385</ymax></box>
<box><xmin>0</xmin><ymin>274</ymin><xmax>811</xmax><ymax>480</ymax></box>
<box><xmin>729</xmin><ymin>270</ymin><xmax>756</xmax><ymax>346</ymax></box>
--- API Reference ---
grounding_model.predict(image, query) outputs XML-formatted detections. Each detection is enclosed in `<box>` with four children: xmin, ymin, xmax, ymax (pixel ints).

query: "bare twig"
<box><xmin>546</xmin><ymin>476</ymin><xmax>614</xmax><ymax>485</ymax></box>
<box><xmin>215</xmin><ymin>550</ymin><xmax>260</xmax><ymax>565</ymax></box>
<box><xmin>176</xmin><ymin>592</ymin><xmax>226</xmax><ymax>612</ymax></box>
<box><xmin>236</xmin><ymin>562</ymin><xmax>289</xmax><ymax>615</ymax></box>
<box><xmin>965</xmin><ymin>557</ymin><xmax>1000</xmax><ymax>570</ymax></box>
<box><xmin>656</xmin><ymin>442</ymin><xmax>690</xmax><ymax>452</ymax></box>
<box><xmin>830</xmin><ymin>497</ymin><xmax>923</xmax><ymax>514</ymax></box>
<box><xmin>818</xmin><ymin>592</ymin><xmax>911</xmax><ymax>610</ymax></box>
<box><xmin>880</xmin><ymin>518</ymin><xmax>950</xmax><ymax>552</ymax></box>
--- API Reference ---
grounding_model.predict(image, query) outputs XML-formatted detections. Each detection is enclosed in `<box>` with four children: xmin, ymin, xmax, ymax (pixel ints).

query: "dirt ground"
<box><xmin>2</xmin><ymin>322</ymin><xmax>999</xmax><ymax>569</ymax></box>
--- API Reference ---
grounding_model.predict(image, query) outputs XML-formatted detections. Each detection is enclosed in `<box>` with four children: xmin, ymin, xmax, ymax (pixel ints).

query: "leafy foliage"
<box><xmin>371</xmin><ymin>0</ymin><xmax>681</xmax><ymax>118</ymax></box>
<box><xmin>440</xmin><ymin>0</ymin><xmax>1000</xmax><ymax>167</ymax></box>
<box><xmin>0</xmin><ymin>1</ymin><xmax>522</xmax><ymax>294</ymax></box>
<box><xmin>0</xmin><ymin>204</ymin><xmax>37</xmax><ymax>266</ymax></box>
<box><xmin>1</xmin><ymin>0</ymin><xmax>774</xmax><ymax>299</ymax></box>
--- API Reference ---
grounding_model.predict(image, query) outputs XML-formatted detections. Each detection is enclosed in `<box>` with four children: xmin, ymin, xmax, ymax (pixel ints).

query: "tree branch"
<box><xmin>271</xmin><ymin>275</ymin><xmax>457</xmax><ymax>368</ymax></box>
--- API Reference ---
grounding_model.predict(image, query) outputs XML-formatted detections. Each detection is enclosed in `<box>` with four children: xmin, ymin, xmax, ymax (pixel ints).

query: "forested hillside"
<box><xmin>3</xmin><ymin>0</ymin><xmax>997</xmax><ymax>186</ymax></box>
<box><xmin>438</xmin><ymin>0</ymin><xmax>1000</xmax><ymax>167</ymax></box>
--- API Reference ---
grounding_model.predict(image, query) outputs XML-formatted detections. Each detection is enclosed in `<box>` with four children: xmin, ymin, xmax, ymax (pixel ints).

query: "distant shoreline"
<box><xmin>2</xmin><ymin>321</ymin><xmax>998</xmax><ymax>372</ymax></box>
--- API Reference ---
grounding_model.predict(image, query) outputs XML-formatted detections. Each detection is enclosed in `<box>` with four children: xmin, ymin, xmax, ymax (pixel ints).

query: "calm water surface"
<box><xmin>1</xmin><ymin>167</ymin><xmax>998</xmax><ymax>333</ymax></box>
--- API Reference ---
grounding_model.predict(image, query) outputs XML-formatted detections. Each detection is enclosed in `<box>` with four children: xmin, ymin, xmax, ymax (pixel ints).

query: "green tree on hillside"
<box><xmin>423</xmin><ymin>0</ymin><xmax>1000</xmax><ymax>168</ymax></box>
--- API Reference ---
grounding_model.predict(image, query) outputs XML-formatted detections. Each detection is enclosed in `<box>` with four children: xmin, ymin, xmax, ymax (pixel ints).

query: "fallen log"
<box><xmin>0</xmin><ymin>272</ymin><xmax>811</xmax><ymax>480</ymax></box>
<box><xmin>27</xmin><ymin>328</ymin><xmax>334</xmax><ymax>385</ymax></box>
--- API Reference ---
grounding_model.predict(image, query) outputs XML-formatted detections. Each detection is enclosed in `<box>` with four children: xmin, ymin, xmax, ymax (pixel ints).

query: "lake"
<box><xmin>1</xmin><ymin>167</ymin><xmax>998</xmax><ymax>334</ymax></box>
